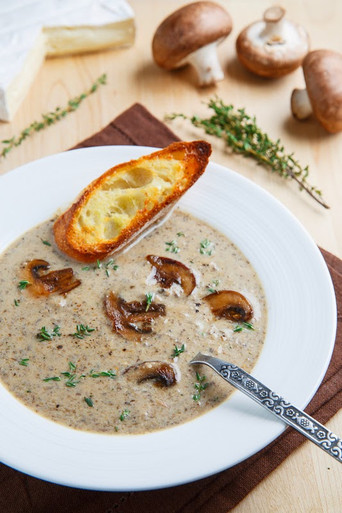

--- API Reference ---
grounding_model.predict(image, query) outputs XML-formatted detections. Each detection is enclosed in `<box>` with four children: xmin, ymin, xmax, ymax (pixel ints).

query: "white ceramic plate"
<box><xmin>0</xmin><ymin>146</ymin><xmax>336</xmax><ymax>491</ymax></box>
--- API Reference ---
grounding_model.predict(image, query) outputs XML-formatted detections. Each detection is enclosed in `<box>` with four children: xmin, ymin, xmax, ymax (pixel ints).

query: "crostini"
<box><xmin>54</xmin><ymin>140</ymin><xmax>211</xmax><ymax>262</ymax></box>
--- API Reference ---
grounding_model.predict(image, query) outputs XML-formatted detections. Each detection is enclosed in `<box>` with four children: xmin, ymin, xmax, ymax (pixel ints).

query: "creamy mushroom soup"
<box><xmin>0</xmin><ymin>210</ymin><xmax>267</xmax><ymax>434</ymax></box>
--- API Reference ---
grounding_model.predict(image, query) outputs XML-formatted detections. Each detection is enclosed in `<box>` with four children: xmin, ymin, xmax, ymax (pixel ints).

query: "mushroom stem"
<box><xmin>291</xmin><ymin>88</ymin><xmax>313</xmax><ymax>120</ymax></box>
<box><xmin>261</xmin><ymin>6</ymin><xmax>286</xmax><ymax>44</ymax></box>
<box><xmin>186</xmin><ymin>42</ymin><xmax>224</xmax><ymax>87</ymax></box>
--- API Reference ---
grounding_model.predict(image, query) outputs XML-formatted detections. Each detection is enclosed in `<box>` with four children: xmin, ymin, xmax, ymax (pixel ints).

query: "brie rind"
<box><xmin>0</xmin><ymin>0</ymin><xmax>135</xmax><ymax>122</ymax></box>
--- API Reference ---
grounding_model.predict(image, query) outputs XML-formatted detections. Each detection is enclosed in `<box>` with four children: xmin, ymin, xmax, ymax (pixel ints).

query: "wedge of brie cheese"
<box><xmin>0</xmin><ymin>0</ymin><xmax>135</xmax><ymax>122</ymax></box>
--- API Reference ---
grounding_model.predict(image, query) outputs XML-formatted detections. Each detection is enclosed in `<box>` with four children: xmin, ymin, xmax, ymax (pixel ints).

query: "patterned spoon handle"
<box><xmin>190</xmin><ymin>353</ymin><xmax>342</xmax><ymax>464</ymax></box>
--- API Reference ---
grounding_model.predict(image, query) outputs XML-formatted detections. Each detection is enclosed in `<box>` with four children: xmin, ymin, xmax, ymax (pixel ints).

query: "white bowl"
<box><xmin>0</xmin><ymin>146</ymin><xmax>336</xmax><ymax>490</ymax></box>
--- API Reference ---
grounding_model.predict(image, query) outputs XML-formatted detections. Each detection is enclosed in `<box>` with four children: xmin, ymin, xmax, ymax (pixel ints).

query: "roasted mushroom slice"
<box><xmin>123</xmin><ymin>361</ymin><xmax>179</xmax><ymax>387</ymax></box>
<box><xmin>104</xmin><ymin>291</ymin><xmax>166</xmax><ymax>341</ymax></box>
<box><xmin>146</xmin><ymin>255</ymin><xmax>196</xmax><ymax>296</ymax></box>
<box><xmin>23</xmin><ymin>259</ymin><xmax>81</xmax><ymax>296</ymax></box>
<box><xmin>203</xmin><ymin>290</ymin><xmax>253</xmax><ymax>322</ymax></box>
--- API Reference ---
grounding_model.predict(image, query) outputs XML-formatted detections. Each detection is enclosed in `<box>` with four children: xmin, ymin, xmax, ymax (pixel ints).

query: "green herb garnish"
<box><xmin>37</xmin><ymin>325</ymin><xmax>61</xmax><ymax>341</ymax></box>
<box><xmin>167</xmin><ymin>99</ymin><xmax>328</xmax><ymax>209</ymax></box>
<box><xmin>60</xmin><ymin>362</ymin><xmax>85</xmax><ymax>387</ymax></box>
<box><xmin>193</xmin><ymin>372</ymin><xmax>208</xmax><ymax>402</ymax></box>
<box><xmin>233</xmin><ymin>321</ymin><xmax>255</xmax><ymax>332</ymax></box>
<box><xmin>165</xmin><ymin>240</ymin><xmax>180</xmax><ymax>253</ymax></box>
<box><xmin>177</xmin><ymin>232</ymin><xmax>185</xmax><ymax>237</ymax></box>
<box><xmin>68</xmin><ymin>361</ymin><xmax>77</xmax><ymax>371</ymax></box>
<box><xmin>84</xmin><ymin>397</ymin><xmax>94</xmax><ymax>407</ymax></box>
<box><xmin>207</xmin><ymin>280</ymin><xmax>220</xmax><ymax>293</ymax></box>
<box><xmin>145</xmin><ymin>292</ymin><xmax>154</xmax><ymax>312</ymax></box>
<box><xmin>172</xmin><ymin>344</ymin><xmax>185</xmax><ymax>357</ymax></box>
<box><xmin>89</xmin><ymin>370</ymin><xmax>116</xmax><ymax>379</ymax></box>
<box><xmin>105</xmin><ymin>259</ymin><xmax>119</xmax><ymax>271</ymax></box>
<box><xmin>82</xmin><ymin>266</ymin><xmax>91</xmax><ymax>271</ymax></box>
<box><xmin>14</xmin><ymin>299</ymin><xmax>20</xmax><ymax>306</ymax></box>
<box><xmin>199</xmin><ymin>239</ymin><xmax>213</xmax><ymax>256</ymax></box>
<box><xmin>1</xmin><ymin>74</ymin><xmax>107</xmax><ymax>160</ymax></box>
<box><xmin>18</xmin><ymin>280</ymin><xmax>30</xmax><ymax>290</ymax></box>
<box><xmin>41</xmin><ymin>239</ymin><xmax>51</xmax><ymax>246</ymax></box>
<box><xmin>43</xmin><ymin>376</ymin><xmax>61</xmax><ymax>382</ymax></box>
<box><xmin>72</xmin><ymin>324</ymin><xmax>95</xmax><ymax>339</ymax></box>
<box><xmin>19</xmin><ymin>358</ymin><xmax>29</xmax><ymax>366</ymax></box>
<box><xmin>119</xmin><ymin>409</ymin><xmax>130</xmax><ymax>421</ymax></box>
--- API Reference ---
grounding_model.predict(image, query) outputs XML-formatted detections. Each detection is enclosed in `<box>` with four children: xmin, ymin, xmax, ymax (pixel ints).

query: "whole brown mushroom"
<box><xmin>152</xmin><ymin>1</ymin><xmax>233</xmax><ymax>86</ymax></box>
<box><xmin>291</xmin><ymin>49</ymin><xmax>342</xmax><ymax>133</ymax></box>
<box><xmin>236</xmin><ymin>6</ymin><xmax>309</xmax><ymax>78</ymax></box>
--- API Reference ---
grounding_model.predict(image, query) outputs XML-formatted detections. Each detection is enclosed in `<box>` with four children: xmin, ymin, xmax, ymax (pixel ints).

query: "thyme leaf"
<box><xmin>18</xmin><ymin>280</ymin><xmax>30</xmax><ymax>290</ymax></box>
<box><xmin>145</xmin><ymin>292</ymin><xmax>154</xmax><ymax>311</ymax></box>
<box><xmin>72</xmin><ymin>324</ymin><xmax>95</xmax><ymax>339</ymax></box>
<box><xmin>1</xmin><ymin>74</ymin><xmax>107</xmax><ymax>160</ymax></box>
<box><xmin>119</xmin><ymin>409</ymin><xmax>130</xmax><ymax>421</ymax></box>
<box><xmin>172</xmin><ymin>343</ymin><xmax>185</xmax><ymax>357</ymax></box>
<box><xmin>199</xmin><ymin>238</ymin><xmax>214</xmax><ymax>256</ymax></box>
<box><xmin>167</xmin><ymin>98</ymin><xmax>329</xmax><ymax>209</ymax></box>
<box><xmin>84</xmin><ymin>396</ymin><xmax>94</xmax><ymax>407</ymax></box>
<box><xmin>89</xmin><ymin>370</ymin><xmax>116</xmax><ymax>379</ymax></box>
<box><xmin>37</xmin><ymin>325</ymin><xmax>61</xmax><ymax>341</ymax></box>
<box><xmin>165</xmin><ymin>240</ymin><xmax>180</xmax><ymax>253</ymax></box>
<box><xmin>192</xmin><ymin>372</ymin><xmax>208</xmax><ymax>402</ymax></box>
<box><xmin>233</xmin><ymin>321</ymin><xmax>255</xmax><ymax>332</ymax></box>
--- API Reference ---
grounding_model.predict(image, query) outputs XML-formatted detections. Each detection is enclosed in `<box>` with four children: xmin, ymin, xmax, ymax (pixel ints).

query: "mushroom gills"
<box><xmin>123</xmin><ymin>361</ymin><xmax>180</xmax><ymax>387</ymax></box>
<box><xmin>104</xmin><ymin>291</ymin><xmax>166</xmax><ymax>341</ymax></box>
<box><xmin>236</xmin><ymin>6</ymin><xmax>309</xmax><ymax>78</ymax></box>
<box><xmin>203</xmin><ymin>290</ymin><xmax>253</xmax><ymax>322</ymax></box>
<box><xmin>146</xmin><ymin>254</ymin><xmax>196</xmax><ymax>296</ymax></box>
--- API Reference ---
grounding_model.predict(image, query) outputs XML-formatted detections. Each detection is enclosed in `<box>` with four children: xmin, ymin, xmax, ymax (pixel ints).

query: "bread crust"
<box><xmin>54</xmin><ymin>141</ymin><xmax>211</xmax><ymax>262</ymax></box>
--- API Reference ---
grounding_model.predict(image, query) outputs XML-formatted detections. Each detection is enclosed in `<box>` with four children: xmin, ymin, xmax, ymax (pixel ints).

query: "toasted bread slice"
<box><xmin>54</xmin><ymin>141</ymin><xmax>211</xmax><ymax>262</ymax></box>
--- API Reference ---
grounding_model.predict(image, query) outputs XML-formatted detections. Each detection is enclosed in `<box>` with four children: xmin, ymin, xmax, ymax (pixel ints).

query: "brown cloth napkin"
<box><xmin>1</xmin><ymin>104</ymin><xmax>341</xmax><ymax>513</ymax></box>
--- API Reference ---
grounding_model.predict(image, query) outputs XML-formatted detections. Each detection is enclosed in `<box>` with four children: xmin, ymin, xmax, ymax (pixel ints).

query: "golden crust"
<box><xmin>54</xmin><ymin>141</ymin><xmax>211</xmax><ymax>262</ymax></box>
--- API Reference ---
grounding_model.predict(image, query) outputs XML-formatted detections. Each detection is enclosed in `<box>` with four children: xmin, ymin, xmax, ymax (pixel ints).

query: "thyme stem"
<box><xmin>166</xmin><ymin>98</ymin><xmax>329</xmax><ymax>209</ymax></box>
<box><xmin>1</xmin><ymin>73</ymin><xmax>107</xmax><ymax>160</ymax></box>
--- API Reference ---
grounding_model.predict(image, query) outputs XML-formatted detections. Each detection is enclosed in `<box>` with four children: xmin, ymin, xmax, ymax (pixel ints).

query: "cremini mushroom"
<box><xmin>123</xmin><ymin>361</ymin><xmax>180</xmax><ymax>387</ymax></box>
<box><xmin>104</xmin><ymin>291</ymin><xmax>166</xmax><ymax>341</ymax></box>
<box><xmin>236</xmin><ymin>6</ymin><xmax>309</xmax><ymax>78</ymax></box>
<box><xmin>291</xmin><ymin>49</ymin><xmax>342</xmax><ymax>133</ymax></box>
<box><xmin>24</xmin><ymin>259</ymin><xmax>81</xmax><ymax>296</ymax></box>
<box><xmin>203</xmin><ymin>290</ymin><xmax>253</xmax><ymax>322</ymax></box>
<box><xmin>146</xmin><ymin>255</ymin><xmax>196</xmax><ymax>296</ymax></box>
<box><xmin>152</xmin><ymin>1</ymin><xmax>233</xmax><ymax>86</ymax></box>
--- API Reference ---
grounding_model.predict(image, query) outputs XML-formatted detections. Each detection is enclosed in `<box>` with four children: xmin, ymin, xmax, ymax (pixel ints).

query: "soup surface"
<box><xmin>0</xmin><ymin>210</ymin><xmax>267</xmax><ymax>434</ymax></box>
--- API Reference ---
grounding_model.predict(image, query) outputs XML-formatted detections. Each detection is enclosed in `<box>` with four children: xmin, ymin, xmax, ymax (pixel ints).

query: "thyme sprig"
<box><xmin>1</xmin><ymin>74</ymin><xmax>107</xmax><ymax>160</ymax></box>
<box><xmin>193</xmin><ymin>372</ymin><xmax>208</xmax><ymax>402</ymax></box>
<box><xmin>167</xmin><ymin>98</ymin><xmax>329</xmax><ymax>209</ymax></box>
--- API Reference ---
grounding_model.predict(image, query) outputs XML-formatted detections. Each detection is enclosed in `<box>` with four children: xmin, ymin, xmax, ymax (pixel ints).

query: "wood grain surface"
<box><xmin>0</xmin><ymin>1</ymin><xmax>341</xmax><ymax>511</ymax></box>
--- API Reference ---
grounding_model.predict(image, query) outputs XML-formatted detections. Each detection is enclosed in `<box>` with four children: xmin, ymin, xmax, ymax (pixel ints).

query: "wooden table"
<box><xmin>0</xmin><ymin>1</ymin><xmax>341</xmax><ymax>511</ymax></box>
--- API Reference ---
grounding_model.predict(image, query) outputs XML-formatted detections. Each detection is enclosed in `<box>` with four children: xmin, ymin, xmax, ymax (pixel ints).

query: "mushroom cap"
<box><xmin>152</xmin><ymin>1</ymin><xmax>232</xmax><ymax>70</ymax></box>
<box><xmin>303</xmin><ymin>49</ymin><xmax>342</xmax><ymax>133</ymax></box>
<box><xmin>236</xmin><ymin>7</ymin><xmax>310</xmax><ymax>78</ymax></box>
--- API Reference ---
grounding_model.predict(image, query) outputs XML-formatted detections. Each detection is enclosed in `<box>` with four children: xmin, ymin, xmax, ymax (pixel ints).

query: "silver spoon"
<box><xmin>190</xmin><ymin>352</ymin><xmax>342</xmax><ymax>463</ymax></box>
